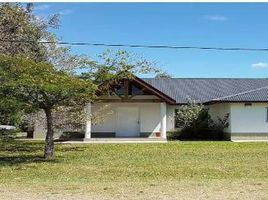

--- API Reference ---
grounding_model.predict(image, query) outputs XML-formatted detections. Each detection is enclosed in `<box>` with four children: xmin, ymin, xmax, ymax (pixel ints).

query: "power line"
<box><xmin>1</xmin><ymin>39</ymin><xmax>268</xmax><ymax>52</ymax></box>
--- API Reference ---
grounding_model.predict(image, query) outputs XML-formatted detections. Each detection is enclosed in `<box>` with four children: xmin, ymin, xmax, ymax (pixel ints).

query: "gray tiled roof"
<box><xmin>214</xmin><ymin>86</ymin><xmax>268</xmax><ymax>102</ymax></box>
<box><xmin>142</xmin><ymin>78</ymin><xmax>268</xmax><ymax>104</ymax></box>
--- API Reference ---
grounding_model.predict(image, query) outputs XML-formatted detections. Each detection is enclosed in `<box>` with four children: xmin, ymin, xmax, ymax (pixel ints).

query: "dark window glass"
<box><xmin>114</xmin><ymin>83</ymin><xmax>124</xmax><ymax>95</ymax></box>
<box><xmin>113</xmin><ymin>82</ymin><xmax>150</xmax><ymax>96</ymax></box>
<box><xmin>174</xmin><ymin>109</ymin><xmax>180</xmax><ymax>128</ymax></box>
<box><xmin>131</xmin><ymin>85</ymin><xmax>144</xmax><ymax>95</ymax></box>
<box><xmin>266</xmin><ymin>108</ymin><xmax>268</xmax><ymax>122</ymax></box>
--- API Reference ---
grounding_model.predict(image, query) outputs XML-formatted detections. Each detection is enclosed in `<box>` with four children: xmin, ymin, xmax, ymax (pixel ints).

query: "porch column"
<box><xmin>85</xmin><ymin>103</ymin><xmax>91</xmax><ymax>139</ymax></box>
<box><xmin>160</xmin><ymin>102</ymin><xmax>167</xmax><ymax>139</ymax></box>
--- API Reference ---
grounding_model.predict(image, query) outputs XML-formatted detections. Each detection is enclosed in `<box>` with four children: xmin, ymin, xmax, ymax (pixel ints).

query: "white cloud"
<box><xmin>34</xmin><ymin>4</ymin><xmax>51</xmax><ymax>11</ymax></box>
<box><xmin>59</xmin><ymin>9</ymin><xmax>73</xmax><ymax>15</ymax></box>
<box><xmin>205</xmin><ymin>15</ymin><xmax>228</xmax><ymax>21</ymax></box>
<box><xmin>252</xmin><ymin>62</ymin><xmax>268</xmax><ymax>69</ymax></box>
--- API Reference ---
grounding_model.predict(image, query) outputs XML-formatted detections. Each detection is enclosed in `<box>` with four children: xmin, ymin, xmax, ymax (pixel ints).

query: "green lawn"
<box><xmin>0</xmin><ymin>141</ymin><xmax>267</xmax><ymax>199</ymax></box>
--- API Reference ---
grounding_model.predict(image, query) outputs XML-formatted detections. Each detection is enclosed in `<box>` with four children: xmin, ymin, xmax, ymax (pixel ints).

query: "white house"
<box><xmin>83</xmin><ymin>77</ymin><xmax>268</xmax><ymax>141</ymax></box>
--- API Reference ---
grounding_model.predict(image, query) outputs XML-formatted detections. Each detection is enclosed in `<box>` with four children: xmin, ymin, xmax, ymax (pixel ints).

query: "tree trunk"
<box><xmin>44</xmin><ymin>108</ymin><xmax>54</xmax><ymax>159</ymax></box>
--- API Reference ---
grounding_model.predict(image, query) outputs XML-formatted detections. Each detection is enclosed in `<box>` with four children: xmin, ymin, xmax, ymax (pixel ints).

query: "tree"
<box><xmin>155</xmin><ymin>71</ymin><xmax>172</xmax><ymax>79</ymax></box>
<box><xmin>0</xmin><ymin>3</ymin><xmax>162</xmax><ymax>158</ymax></box>
<box><xmin>0</xmin><ymin>3</ymin><xmax>93</xmax><ymax>126</ymax></box>
<box><xmin>0</xmin><ymin>3</ymin><xmax>54</xmax><ymax>61</ymax></box>
<box><xmin>0</xmin><ymin>98</ymin><xmax>25</xmax><ymax>125</ymax></box>
<box><xmin>0</xmin><ymin>3</ymin><xmax>92</xmax><ymax>70</ymax></box>
<box><xmin>0</xmin><ymin>55</ymin><xmax>97</xmax><ymax>159</ymax></box>
<box><xmin>81</xmin><ymin>50</ymin><xmax>161</xmax><ymax>91</ymax></box>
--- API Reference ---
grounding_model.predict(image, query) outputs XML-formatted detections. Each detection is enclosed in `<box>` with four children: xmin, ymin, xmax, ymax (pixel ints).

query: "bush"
<box><xmin>167</xmin><ymin>131</ymin><xmax>182</xmax><ymax>140</ymax></box>
<box><xmin>175</xmin><ymin>101</ymin><xmax>229</xmax><ymax>140</ymax></box>
<box><xmin>59</xmin><ymin>131</ymin><xmax>84</xmax><ymax>140</ymax></box>
<box><xmin>0</xmin><ymin>128</ymin><xmax>16</xmax><ymax>141</ymax></box>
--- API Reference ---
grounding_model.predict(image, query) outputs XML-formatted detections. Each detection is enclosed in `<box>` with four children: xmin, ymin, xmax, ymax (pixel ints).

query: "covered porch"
<box><xmin>84</xmin><ymin>77</ymin><xmax>176</xmax><ymax>140</ymax></box>
<box><xmin>84</xmin><ymin>102</ymin><xmax>168</xmax><ymax>140</ymax></box>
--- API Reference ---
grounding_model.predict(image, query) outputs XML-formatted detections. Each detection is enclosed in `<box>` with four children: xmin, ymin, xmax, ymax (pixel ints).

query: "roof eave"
<box><xmin>134</xmin><ymin>76</ymin><xmax>176</xmax><ymax>104</ymax></box>
<box><xmin>205</xmin><ymin>100</ymin><xmax>268</xmax><ymax>105</ymax></box>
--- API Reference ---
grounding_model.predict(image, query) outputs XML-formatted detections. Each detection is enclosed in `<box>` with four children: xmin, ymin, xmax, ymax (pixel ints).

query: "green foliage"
<box><xmin>167</xmin><ymin>131</ymin><xmax>182</xmax><ymax>140</ymax></box>
<box><xmin>0</xmin><ymin>3</ymin><xmax>92</xmax><ymax>128</ymax></box>
<box><xmin>0</xmin><ymin>98</ymin><xmax>24</xmax><ymax>126</ymax></box>
<box><xmin>0</xmin><ymin>55</ymin><xmax>97</xmax><ymax>110</ymax></box>
<box><xmin>81</xmin><ymin>50</ymin><xmax>161</xmax><ymax>92</ymax></box>
<box><xmin>0</xmin><ymin>3</ymin><xmax>91</xmax><ymax>72</ymax></box>
<box><xmin>0</xmin><ymin>128</ymin><xmax>16</xmax><ymax>141</ymax></box>
<box><xmin>176</xmin><ymin>102</ymin><xmax>208</xmax><ymax>130</ymax></box>
<box><xmin>0</xmin><ymin>3</ymin><xmax>53</xmax><ymax>61</ymax></box>
<box><xmin>175</xmin><ymin>101</ymin><xmax>229</xmax><ymax>140</ymax></box>
<box><xmin>0</xmin><ymin>55</ymin><xmax>97</xmax><ymax>158</ymax></box>
<box><xmin>0</xmin><ymin>3</ymin><xmax>161</xmax><ymax>159</ymax></box>
<box><xmin>59</xmin><ymin>131</ymin><xmax>84</xmax><ymax>140</ymax></box>
<box><xmin>211</xmin><ymin>113</ymin><xmax>230</xmax><ymax>134</ymax></box>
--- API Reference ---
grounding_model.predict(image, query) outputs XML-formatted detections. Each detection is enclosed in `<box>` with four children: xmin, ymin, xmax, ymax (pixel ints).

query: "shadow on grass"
<box><xmin>0</xmin><ymin>155</ymin><xmax>59</xmax><ymax>166</ymax></box>
<box><xmin>58</xmin><ymin>146</ymin><xmax>87</xmax><ymax>152</ymax></box>
<box><xmin>0</xmin><ymin>140</ymin><xmax>87</xmax><ymax>166</ymax></box>
<box><xmin>0</xmin><ymin>142</ymin><xmax>42</xmax><ymax>153</ymax></box>
<box><xmin>0</xmin><ymin>141</ymin><xmax>56</xmax><ymax>166</ymax></box>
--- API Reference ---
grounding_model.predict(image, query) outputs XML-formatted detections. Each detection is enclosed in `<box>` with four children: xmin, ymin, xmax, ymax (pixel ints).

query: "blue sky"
<box><xmin>34</xmin><ymin>3</ymin><xmax>268</xmax><ymax>78</ymax></box>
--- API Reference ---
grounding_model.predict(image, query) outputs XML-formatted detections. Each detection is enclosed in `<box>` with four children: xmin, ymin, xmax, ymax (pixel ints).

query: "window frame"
<box><xmin>265</xmin><ymin>107</ymin><xmax>268</xmax><ymax>123</ymax></box>
<box><xmin>174</xmin><ymin>108</ymin><xmax>180</xmax><ymax>129</ymax></box>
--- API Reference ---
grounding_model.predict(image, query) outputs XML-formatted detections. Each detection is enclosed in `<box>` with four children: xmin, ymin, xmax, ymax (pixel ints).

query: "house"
<box><xmin>83</xmin><ymin>77</ymin><xmax>268</xmax><ymax>141</ymax></box>
<box><xmin>31</xmin><ymin>76</ymin><xmax>268</xmax><ymax>141</ymax></box>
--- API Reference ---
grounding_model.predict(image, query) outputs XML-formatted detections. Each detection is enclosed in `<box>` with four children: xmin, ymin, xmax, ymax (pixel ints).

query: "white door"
<box><xmin>116</xmin><ymin>107</ymin><xmax>139</xmax><ymax>137</ymax></box>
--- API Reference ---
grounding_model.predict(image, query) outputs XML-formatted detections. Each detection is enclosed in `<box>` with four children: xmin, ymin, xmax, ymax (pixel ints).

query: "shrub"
<box><xmin>0</xmin><ymin>128</ymin><xmax>16</xmax><ymax>141</ymax></box>
<box><xmin>167</xmin><ymin>131</ymin><xmax>182</xmax><ymax>140</ymax></box>
<box><xmin>175</xmin><ymin>101</ymin><xmax>229</xmax><ymax>140</ymax></box>
<box><xmin>209</xmin><ymin>113</ymin><xmax>229</xmax><ymax>140</ymax></box>
<box><xmin>59</xmin><ymin>131</ymin><xmax>84</xmax><ymax>140</ymax></box>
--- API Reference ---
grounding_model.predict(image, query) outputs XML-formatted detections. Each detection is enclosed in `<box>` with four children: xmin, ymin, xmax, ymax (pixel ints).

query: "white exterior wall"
<box><xmin>209</xmin><ymin>102</ymin><xmax>268</xmax><ymax>140</ymax></box>
<box><xmin>160</xmin><ymin>103</ymin><xmax>167</xmax><ymax>138</ymax></box>
<box><xmin>92</xmin><ymin>102</ymin><xmax>162</xmax><ymax>134</ymax></box>
<box><xmin>209</xmin><ymin>102</ymin><xmax>268</xmax><ymax>134</ymax></box>
<box><xmin>91</xmin><ymin>103</ymin><xmax>116</xmax><ymax>133</ymax></box>
<box><xmin>92</xmin><ymin>101</ymin><xmax>268</xmax><ymax>140</ymax></box>
<box><xmin>166</xmin><ymin>105</ymin><xmax>181</xmax><ymax>131</ymax></box>
<box><xmin>230</xmin><ymin>103</ymin><xmax>268</xmax><ymax>134</ymax></box>
<box><xmin>140</xmin><ymin>103</ymin><xmax>161</xmax><ymax>133</ymax></box>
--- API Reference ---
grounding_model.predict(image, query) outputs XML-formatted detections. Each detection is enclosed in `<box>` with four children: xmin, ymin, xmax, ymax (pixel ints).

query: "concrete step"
<box><xmin>61</xmin><ymin>138</ymin><xmax>167</xmax><ymax>144</ymax></box>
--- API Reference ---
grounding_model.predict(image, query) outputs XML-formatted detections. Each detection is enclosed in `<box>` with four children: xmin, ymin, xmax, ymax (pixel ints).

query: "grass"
<box><xmin>0</xmin><ymin>140</ymin><xmax>267</xmax><ymax>199</ymax></box>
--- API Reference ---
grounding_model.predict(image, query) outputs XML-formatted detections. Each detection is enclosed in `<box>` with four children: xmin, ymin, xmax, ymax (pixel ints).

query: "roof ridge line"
<box><xmin>212</xmin><ymin>85</ymin><xmax>268</xmax><ymax>101</ymax></box>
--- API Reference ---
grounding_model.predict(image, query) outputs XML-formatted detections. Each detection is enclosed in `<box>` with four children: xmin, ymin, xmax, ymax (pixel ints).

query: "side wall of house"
<box><xmin>229</xmin><ymin>103</ymin><xmax>268</xmax><ymax>140</ymax></box>
<box><xmin>208</xmin><ymin>102</ymin><xmax>268</xmax><ymax>140</ymax></box>
<box><xmin>92</xmin><ymin>102</ymin><xmax>162</xmax><ymax>137</ymax></box>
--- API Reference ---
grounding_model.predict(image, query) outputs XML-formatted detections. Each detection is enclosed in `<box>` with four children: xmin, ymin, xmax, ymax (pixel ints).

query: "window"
<box><xmin>113</xmin><ymin>82</ymin><xmax>149</xmax><ymax>96</ymax></box>
<box><xmin>174</xmin><ymin>109</ymin><xmax>180</xmax><ymax>128</ymax></box>
<box><xmin>266</xmin><ymin>108</ymin><xmax>268</xmax><ymax>122</ymax></box>
<box><xmin>131</xmin><ymin>85</ymin><xmax>145</xmax><ymax>95</ymax></box>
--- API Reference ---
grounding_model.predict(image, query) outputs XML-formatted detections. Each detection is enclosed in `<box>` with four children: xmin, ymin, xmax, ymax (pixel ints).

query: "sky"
<box><xmin>33</xmin><ymin>3</ymin><xmax>268</xmax><ymax>78</ymax></box>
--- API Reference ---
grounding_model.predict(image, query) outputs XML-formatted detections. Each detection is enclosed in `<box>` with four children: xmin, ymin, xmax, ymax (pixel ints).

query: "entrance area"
<box><xmin>87</xmin><ymin>102</ymin><xmax>167</xmax><ymax>140</ymax></box>
<box><xmin>116</xmin><ymin>107</ymin><xmax>139</xmax><ymax>137</ymax></box>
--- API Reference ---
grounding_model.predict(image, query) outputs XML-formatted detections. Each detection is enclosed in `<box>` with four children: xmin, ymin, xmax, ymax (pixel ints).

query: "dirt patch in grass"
<box><xmin>1</xmin><ymin>180</ymin><xmax>267</xmax><ymax>200</ymax></box>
